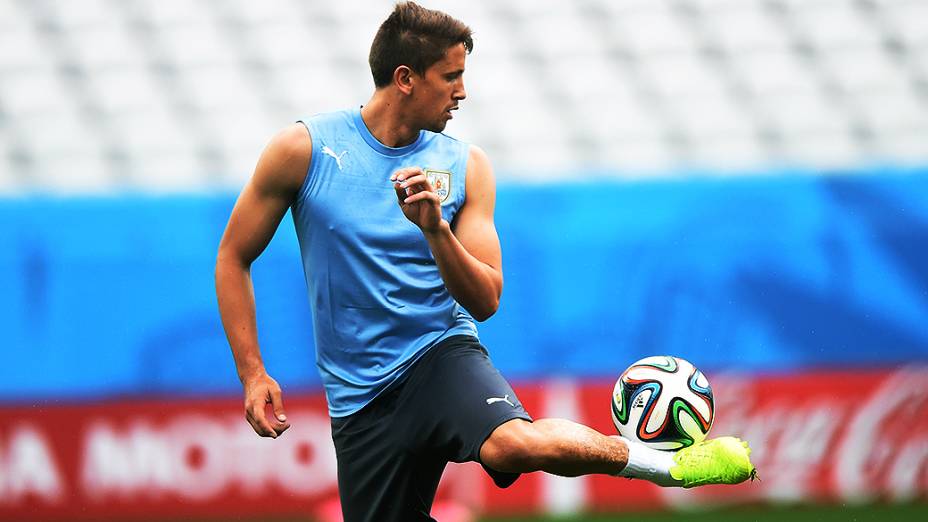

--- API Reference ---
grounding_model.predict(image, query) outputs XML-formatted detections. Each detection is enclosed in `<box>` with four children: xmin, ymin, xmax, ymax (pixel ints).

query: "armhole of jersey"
<box><xmin>458</xmin><ymin>141</ymin><xmax>471</xmax><ymax>206</ymax></box>
<box><xmin>295</xmin><ymin>119</ymin><xmax>316</xmax><ymax>203</ymax></box>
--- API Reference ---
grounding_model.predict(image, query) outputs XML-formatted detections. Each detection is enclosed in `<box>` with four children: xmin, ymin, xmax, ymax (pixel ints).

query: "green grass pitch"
<box><xmin>191</xmin><ymin>501</ymin><xmax>926</xmax><ymax>521</ymax></box>
<box><xmin>479</xmin><ymin>502</ymin><xmax>928</xmax><ymax>522</ymax></box>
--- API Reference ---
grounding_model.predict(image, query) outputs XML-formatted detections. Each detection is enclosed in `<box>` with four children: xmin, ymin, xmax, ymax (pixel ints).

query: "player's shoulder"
<box><xmin>466</xmin><ymin>144</ymin><xmax>490</xmax><ymax>167</ymax></box>
<box><xmin>269</xmin><ymin>123</ymin><xmax>313</xmax><ymax>158</ymax></box>
<box><xmin>463</xmin><ymin>143</ymin><xmax>495</xmax><ymax>198</ymax></box>
<box><xmin>253</xmin><ymin>123</ymin><xmax>312</xmax><ymax>194</ymax></box>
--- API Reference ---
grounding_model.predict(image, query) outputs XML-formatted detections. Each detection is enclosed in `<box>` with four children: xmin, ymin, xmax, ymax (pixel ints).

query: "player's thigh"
<box><xmin>335</xmin><ymin>447</ymin><xmax>445</xmax><ymax>522</ymax></box>
<box><xmin>413</xmin><ymin>337</ymin><xmax>532</xmax><ymax>463</ymax></box>
<box><xmin>332</xmin><ymin>390</ymin><xmax>446</xmax><ymax>522</ymax></box>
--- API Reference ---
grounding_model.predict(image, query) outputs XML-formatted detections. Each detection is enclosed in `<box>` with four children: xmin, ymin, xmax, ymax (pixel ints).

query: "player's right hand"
<box><xmin>242</xmin><ymin>372</ymin><xmax>290</xmax><ymax>438</ymax></box>
<box><xmin>391</xmin><ymin>167</ymin><xmax>443</xmax><ymax>234</ymax></box>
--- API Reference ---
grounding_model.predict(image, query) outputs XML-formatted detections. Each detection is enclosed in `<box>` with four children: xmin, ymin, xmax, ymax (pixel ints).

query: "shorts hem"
<box><xmin>472</xmin><ymin>411</ymin><xmax>533</xmax><ymax>489</ymax></box>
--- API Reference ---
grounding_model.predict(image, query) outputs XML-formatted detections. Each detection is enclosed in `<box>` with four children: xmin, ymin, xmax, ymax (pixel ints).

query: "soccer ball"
<box><xmin>611</xmin><ymin>355</ymin><xmax>714</xmax><ymax>450</ymax></box>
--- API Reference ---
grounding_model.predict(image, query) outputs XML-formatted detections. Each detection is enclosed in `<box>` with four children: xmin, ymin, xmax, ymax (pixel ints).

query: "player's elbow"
<box><xmin>470</xmin><ymin>297</ymin><xmax>499</xmax><ymax>322</ymax></box>
<box><xmin>214</xmin><ymin>252</ymin><xmax>232</xmax><ymax>289</ymax></box>
<box><xmin>214</xmin><ymin>248</ymin><xmax>235</xmax><ymax>274</ymax></box>
<box><xmin>215</xmin><ymin>246</ymin><xmax>251</xmax><ymax>281</ymax></box>
<box><xmin>470</xmin><ymin>271</ymin><xmax>502</xmax><ymax>321</ymax></box>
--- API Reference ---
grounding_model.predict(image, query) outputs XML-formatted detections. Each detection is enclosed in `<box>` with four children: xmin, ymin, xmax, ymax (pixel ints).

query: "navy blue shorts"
<box><xmin>330</xmin><ymin>335</ymin><xmax>532</xmax><ymax>522</ymax></box>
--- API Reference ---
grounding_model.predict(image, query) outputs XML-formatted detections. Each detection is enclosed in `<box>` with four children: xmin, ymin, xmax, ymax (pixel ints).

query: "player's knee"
<box><xmin>480</xmin><ymin>419</ymin><xmax>550</xmax><ymax>473</ymax></box>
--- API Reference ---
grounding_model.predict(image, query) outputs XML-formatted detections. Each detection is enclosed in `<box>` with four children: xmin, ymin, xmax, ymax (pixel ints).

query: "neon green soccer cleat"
<box><xmin>669</xmin><ymin>436</ymin><xmax>757</xmax><ymax>488</ymax></box>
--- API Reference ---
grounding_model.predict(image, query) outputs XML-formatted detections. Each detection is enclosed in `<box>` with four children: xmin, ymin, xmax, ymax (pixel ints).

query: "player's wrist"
<box><xmin>421</xmin><ymin>219</ymin><xmax>451</xmax><ymax>238</ymax></box>
<box><xmin>238</xmin><ymin>365</ymin><xmax>268</xmax><ymax>385</ymax></box>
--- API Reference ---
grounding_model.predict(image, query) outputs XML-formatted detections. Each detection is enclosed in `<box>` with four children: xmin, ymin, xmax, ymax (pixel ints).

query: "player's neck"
<box><xmin>360</xmin><ymin>94</ymin><xmax>421</xmax><ymax>148</ymax></box>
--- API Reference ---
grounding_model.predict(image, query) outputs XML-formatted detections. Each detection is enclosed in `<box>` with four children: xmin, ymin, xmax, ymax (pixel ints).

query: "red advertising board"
<box><xmin>2</xmin><ymin>368</ymin><xmax>927</xmax><ymax>520</ymax></box>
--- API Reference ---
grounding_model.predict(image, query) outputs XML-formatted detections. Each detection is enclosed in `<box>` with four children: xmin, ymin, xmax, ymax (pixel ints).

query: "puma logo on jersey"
<box><xmin>321</xmin><ymin>145</ymin><xmax>348</xmax><ymax>170</ymax></box>
<box><xmin>486</xmin><ymin>395</ymin><xmax>515</xmax><ymax>407</ymax></box>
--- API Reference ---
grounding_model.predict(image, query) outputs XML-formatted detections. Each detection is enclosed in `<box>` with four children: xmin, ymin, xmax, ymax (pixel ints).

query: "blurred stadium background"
<box><xmin>1</xmin><ymin>0</ymin><xmax>927</xmax><ymax>520</ymax></box>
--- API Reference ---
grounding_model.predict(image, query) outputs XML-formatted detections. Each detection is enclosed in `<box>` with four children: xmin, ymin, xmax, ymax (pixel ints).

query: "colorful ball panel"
<box><xmin>611</xmin><ymin>356</ymin><xmax>714</xmax><ymax>450</ymax></box>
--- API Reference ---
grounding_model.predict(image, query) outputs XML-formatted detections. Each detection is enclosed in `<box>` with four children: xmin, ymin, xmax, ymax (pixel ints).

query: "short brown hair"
<box><xmin>369</xmin><ymin>2</ymin><xmax>474</xmax><ymax>88</ymax></box>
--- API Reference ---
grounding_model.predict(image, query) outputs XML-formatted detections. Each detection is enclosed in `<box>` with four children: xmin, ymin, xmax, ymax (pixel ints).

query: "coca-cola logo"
<box><xmin>835</xmin><ymin>368</ymin><xmax>928</xmax><ymax>502</ymax></box>
<box><xmin>660</xmin><ymin>368</ymin><xmax>928</xmax><ymax>507</ymax></box>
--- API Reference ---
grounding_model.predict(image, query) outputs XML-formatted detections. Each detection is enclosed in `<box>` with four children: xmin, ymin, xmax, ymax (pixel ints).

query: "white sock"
<box><xmin>615</xmin><ymin>436</ymin><xmax>681</xmax><ymax>487</ymax></box>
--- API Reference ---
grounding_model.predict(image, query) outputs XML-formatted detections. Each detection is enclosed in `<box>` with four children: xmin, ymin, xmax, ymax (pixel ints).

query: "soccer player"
<box><xmin>215</xmin><ymin>2</ymin><xmax>755</xmax><ymax>520</ymax></box>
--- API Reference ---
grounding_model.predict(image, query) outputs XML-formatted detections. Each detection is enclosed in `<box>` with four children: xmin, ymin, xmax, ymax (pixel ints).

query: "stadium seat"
<box><xmin>0</xmin><ymin>0</ymin><xmax>926</xmax><ymax>193</ymax></box>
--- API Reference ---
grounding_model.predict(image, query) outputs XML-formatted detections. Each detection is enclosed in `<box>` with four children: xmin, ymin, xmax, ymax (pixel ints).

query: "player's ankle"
<box><xmin>614</xmin><ymin>436</ymin><xmax>682</xmax><ymax>487</ymax></box>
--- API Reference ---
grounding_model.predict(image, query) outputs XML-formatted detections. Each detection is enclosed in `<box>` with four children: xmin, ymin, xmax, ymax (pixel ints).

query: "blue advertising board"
<box><xmin>2</xmin><ymin>168</ymin><xmax>927</xmax><ymax>400</ymax></box>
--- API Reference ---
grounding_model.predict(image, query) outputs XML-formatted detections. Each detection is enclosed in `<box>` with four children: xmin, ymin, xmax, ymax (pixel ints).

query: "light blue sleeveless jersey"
<box><xmin>292</xmin><ymin>108</ymin><xmax>479</xmax><ymax>417</ymax></box>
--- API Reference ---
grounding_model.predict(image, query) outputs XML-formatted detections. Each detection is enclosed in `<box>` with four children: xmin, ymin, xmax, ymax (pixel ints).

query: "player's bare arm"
<box><xmin>392</xmin><ymin>145</ymin><xmax>502</xmax><ymax>321</ymax></box>
<box><xmin>215</xmin><ymin>123</ymin><xmax>311</xmax><ymax>438</ymax></box>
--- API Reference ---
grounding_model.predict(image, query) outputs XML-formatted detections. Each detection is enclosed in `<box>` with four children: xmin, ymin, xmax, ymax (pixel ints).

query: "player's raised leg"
<box><xmin>479</xmin><ymin>418</ymin><xmax>755</xmax><ymax>488</ymax></box>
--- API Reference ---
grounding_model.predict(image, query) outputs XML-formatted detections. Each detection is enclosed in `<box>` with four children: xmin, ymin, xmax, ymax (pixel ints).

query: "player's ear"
<box><xmin>394</xmin><ymin>65</ymin><xmax>415</xmax><ymax>95</ymax></box>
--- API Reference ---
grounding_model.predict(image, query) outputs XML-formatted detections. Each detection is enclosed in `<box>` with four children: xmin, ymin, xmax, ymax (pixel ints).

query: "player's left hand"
<box><xmin>391</xmin><ymin>167</ymin><xmax>444</xmax><ymax>234</ymax></box>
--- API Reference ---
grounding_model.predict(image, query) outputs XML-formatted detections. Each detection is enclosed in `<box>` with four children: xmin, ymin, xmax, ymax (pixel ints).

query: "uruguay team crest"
<box><xmin>425</xmin><ymin>169</ymin><xmax>452</xmax><ymax>204</ymax></box>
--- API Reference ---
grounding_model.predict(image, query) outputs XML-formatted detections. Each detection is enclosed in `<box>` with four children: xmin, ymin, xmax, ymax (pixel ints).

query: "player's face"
<box><xmin>414</xmin><ymin>43</ymin><xmax>467</xmax><ymax>133</ymax></box>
